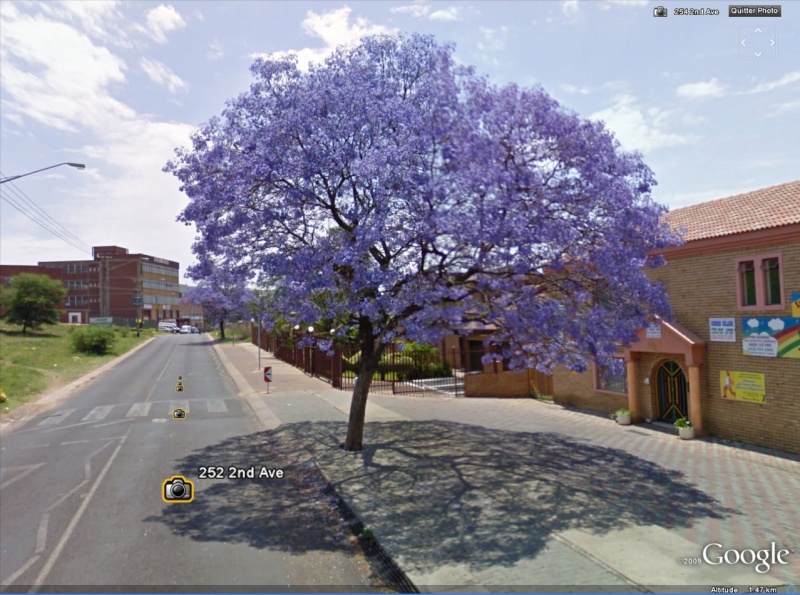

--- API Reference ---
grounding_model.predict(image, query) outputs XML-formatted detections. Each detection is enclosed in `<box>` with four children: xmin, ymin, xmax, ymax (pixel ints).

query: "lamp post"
<box><xmin>0</xmin><ymin>162</ymin><xmax>86</xmax><ymax>185</ymax></box>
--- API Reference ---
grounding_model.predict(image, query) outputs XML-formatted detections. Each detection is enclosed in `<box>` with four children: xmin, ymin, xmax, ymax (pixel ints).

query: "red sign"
<box><xmin>263</xmin><ymin>367</ymin><xmax>272</xmax><ymax>383</ymax></box>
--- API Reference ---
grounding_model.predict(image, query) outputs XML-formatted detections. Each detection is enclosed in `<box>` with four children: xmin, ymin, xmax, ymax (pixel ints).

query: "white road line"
<box><xmin>206</xmin><ymin>399</ymin><xmax>228</xmax><ymax>413</ymax></box>
<box><xmin>45</xmin><ymin>480</ymin><xmax>88</xmax><ymax>512</ymax></box>
<box><xmin>0</xmin><ymin>463</ymin><xmax>46</xmax><ymax>490</ymax></box>
<box><xmin>60</xmin><ymin>440</ymin><xmax>89</xmax><ymax>445</ymax></box>
<box><xmin>93</xmin><ymin>418</ymin><xmax>133</xmax><ymax>428</ymax></box>
<box><xmin>35</xmin><ymin>513</ymin><xmax>49</xmax><ymax>554</ymax></box>
<box><xmin>170</xmin><ymin>400</ymin><xmax>189</xmax><ymax>413</ymax></box>
<box><xmin>82</xmin><ymin>406</ymin><xmax>114</xmax><ymax>422</ymax></box>
<box><xmin>0</xmin><ymin>554</ymin><xmax>40</xmax><ymax>586</ymax></box>
<box><xmin>36</xmin><ymin>409</ymin><xmax>75</xmax><ymax>426</ymax></box>
<box><xmin>30</xmin><ymin>430</ymin><xmax>131</xmax><ymax>591</ymax></box>
<box><xmin>125</xmin><ymin>402</ymin><xmax>152</xmax><ymax>417</ymax></box>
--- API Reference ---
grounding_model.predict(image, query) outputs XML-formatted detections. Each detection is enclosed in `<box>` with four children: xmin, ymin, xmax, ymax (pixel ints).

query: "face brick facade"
<box><xmin>553</xmin><ymin>180</ymin><xmax>800</xmax><ymax>455</ymax></box>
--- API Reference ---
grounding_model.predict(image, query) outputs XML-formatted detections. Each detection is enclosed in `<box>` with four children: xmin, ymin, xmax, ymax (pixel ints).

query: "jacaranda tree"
<box><xmin>181</xmin><ymin>265</ymin><xmax>252</xmax><ymax>339</ymax></box>
<box><xmin>166</xmin><ymin>33</ymin><xmax>680</xmax><ymax>451</ymax></box>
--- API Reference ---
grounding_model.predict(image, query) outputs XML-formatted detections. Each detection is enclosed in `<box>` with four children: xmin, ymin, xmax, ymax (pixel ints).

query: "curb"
<box><xmin>0</xmin><ymin>335</ymin><xmax>157</xmax><ymax>433</ymax></box>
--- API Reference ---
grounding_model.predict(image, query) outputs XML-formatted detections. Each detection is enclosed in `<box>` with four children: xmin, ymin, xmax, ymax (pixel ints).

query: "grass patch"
<box><xmin>0</xmin><ymin>322</ymin><xmax>152</xmax><ymax>415</ymax></box>
<box><xmin>210</xmin><ymin>323</ymin><xmax>250</xmax><ymax>345</ymax></box>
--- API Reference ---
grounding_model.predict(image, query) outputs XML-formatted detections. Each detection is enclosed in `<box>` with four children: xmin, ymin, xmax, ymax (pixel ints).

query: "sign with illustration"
<box><xmin>792</xmin><ymin>292</ymin><xmax>800</xmax><ymax>317</ymax></box>
<box><xmin>720</xmin><ymin>370</ymin><xmax>766</xmax><ymax>403</ymax></box>
<box><xmin>646</xmin><ymin>322</ymin><xmax>661</xmax><ymax>339</ymax></box>
<box><xmin>742</xmin><ymin>317</ymin><xmax>800</xmax><ymax>358</ymax></box>
<box><xmin>709</xmin><ymin>318</ymin><xmax>736</xmax><ymax>342</ymax></box>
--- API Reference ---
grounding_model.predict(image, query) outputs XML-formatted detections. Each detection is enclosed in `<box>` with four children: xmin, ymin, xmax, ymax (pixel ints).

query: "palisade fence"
<box><xmin>251</xmin><ymin>327</ymin><xmax>554</xmax><ymax>399</ymax></box>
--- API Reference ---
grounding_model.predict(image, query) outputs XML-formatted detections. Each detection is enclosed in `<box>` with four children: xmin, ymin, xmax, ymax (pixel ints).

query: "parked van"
<box><xmin>158</xmin><ymin>322</ymin><xmax>179</xmax><ymax>333</ymax></box>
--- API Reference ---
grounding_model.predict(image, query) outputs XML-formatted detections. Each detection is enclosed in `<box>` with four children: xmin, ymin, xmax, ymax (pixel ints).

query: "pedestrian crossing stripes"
<box><xmin>33</xmin><ymin>400</ymin><xmax>235</xmax><ymax>428</ymax></box>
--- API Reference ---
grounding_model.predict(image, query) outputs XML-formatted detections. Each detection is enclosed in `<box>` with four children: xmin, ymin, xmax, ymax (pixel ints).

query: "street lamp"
<box><xmin>0</xmin><ymin>162</ymin><xmax>86</xmax><ymax>185</ymax></box>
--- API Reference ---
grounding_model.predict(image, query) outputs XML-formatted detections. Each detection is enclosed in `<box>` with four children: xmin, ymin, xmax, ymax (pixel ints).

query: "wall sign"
<box><xmin>792</xmin><ymin>292</ymin><xmax>800</xmax><ymax>317</ymax></box>
<box><xmin>646</xmin><ymin>323</ymin><xmax>661</xmax><ymax>339</ymax></box>
<box><xmin>709</xmin><ymin>318</ymin><xmax>736</xmax><ymax>342</ymax></box>
<box><xmin>720</xmin><ymin>370</ymin><xmax>766</xmax><ymax>403</ymax></box>
<box><xmin>742</xmin><ymin>317</ymin><xmax>800</xmax><ymax>358</ymax></box>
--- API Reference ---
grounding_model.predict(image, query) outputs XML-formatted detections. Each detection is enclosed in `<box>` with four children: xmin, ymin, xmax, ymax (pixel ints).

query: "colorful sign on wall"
<box><xmin>792</xmin><ymin>292</ymin><xmax>800</xmax><ymax>317</ymax></box>
<box><xmin>709</xmin><ymin>318</ymin><xmax>736</xmax><ymax>342</ymax></box>
<box><xmin>720</xmin><ymin>371</ymin><xmax>766</xmax><ymax>403</ymax></box>
<box><xmin>742</xmin><ymin>317</ymin><xmax>800</xmax><ymax>358</ymax></box>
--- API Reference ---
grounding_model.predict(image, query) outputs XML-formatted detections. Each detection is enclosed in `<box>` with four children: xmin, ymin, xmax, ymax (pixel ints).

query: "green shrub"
<box><xmin>70</xmin><ymin>326</ymin><xmax>117</xmax><ymax>355</ymax></box>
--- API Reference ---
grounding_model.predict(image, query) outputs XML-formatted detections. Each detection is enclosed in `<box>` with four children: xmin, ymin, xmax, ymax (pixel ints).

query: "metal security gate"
<box><xmin>655</xmin><ymin>360</ymin><xmax>689</xmax><ymax>422</ymax></box>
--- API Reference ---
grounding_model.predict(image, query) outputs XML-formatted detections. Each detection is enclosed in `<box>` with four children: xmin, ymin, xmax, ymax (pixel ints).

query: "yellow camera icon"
<box><xmin>162</xmin><ymin>475</ymin><xmax>194</xmax><ymax>503</ymax></box>
<box><xmin>172</xmin><ymin>408</ymin><xmax>187</xmax><ymax>420</ymax></box>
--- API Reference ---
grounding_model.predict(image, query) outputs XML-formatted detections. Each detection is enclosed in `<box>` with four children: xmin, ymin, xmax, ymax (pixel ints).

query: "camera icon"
<box><xmin>172</xmin><ymin>408</ymin><xmax>186</xmax><ymax>420</ymax></box>
<box><xmin>162</xmin><ymin>475</ymin><xmax>194</xmax><ymax>503</ymax></box>
<box><xmin>653</xmin><ymin>6</ymin><xmax>668</xmax><ymax>17</ymax></box>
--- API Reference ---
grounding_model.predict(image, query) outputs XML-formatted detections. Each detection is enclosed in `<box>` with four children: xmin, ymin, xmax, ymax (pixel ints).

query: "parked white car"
<box><xmin>180</xmin><ymin>325</ymin><xmax>192</xmax><ymax>334</ymax></box>
<box><xmin>158</xmin><ymin>322</ymin><xmax>179</xmax><ymax>333</ymax></box>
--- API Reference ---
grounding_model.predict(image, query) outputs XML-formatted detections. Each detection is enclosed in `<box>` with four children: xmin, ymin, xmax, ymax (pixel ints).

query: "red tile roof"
<box><xmin>665</xmin><ymin>180</ymin><xmax>800</xmax><ymax>242</ymax></box>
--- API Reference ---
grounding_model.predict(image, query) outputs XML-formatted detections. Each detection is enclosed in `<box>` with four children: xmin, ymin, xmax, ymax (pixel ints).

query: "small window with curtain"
<box><xmin>763</xmin><ymin>258</ymin><xmax>781</xmax><ymax>306</ymax></box>
<box><xmin>596</xmin><ymin>358</ymin><xmax>627</xmax><ymax>394</ymax></box>
<box><xmin>739</xmin><ymin>260</ymin><xmax>756</xmax><ymax>306</ymax></box>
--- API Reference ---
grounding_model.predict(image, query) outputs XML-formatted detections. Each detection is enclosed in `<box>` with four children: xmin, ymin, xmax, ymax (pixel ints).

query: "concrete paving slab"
<box><xmin>559</xmin><ymin>525</ymin><xmax>785</xmax><ymax>588</ymax></box>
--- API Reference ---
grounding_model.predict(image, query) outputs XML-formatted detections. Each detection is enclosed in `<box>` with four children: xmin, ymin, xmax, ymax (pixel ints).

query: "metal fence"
<box><xmin>251</xmin><ymin>326</ymin><xmax>554</xmax><ymax>399</ymax></box>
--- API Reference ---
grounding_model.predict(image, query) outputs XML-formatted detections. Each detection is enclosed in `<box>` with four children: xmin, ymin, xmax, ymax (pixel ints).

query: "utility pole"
<box><xmin>133</xmin><ymin>260</ymin><xmax>143</xmax><ymax>337</ymax></box>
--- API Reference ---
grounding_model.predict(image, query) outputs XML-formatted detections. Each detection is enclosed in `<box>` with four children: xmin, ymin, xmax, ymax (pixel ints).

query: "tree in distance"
<box><xmin>3</xmin><ymin>273</ymin><xmax>67</xmax><ymax>333</ymax></box>
<box><xmin>166</xmin><ymin>33</ymin><xmax>681</xmax><ymax>451</ymax></box>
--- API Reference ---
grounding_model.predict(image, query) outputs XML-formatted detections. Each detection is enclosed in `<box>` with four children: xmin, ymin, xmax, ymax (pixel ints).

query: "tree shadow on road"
<box><xmin>144</xmin><ymin>419</ymin><xmax>737</xmax><ymax>576</ymax></box>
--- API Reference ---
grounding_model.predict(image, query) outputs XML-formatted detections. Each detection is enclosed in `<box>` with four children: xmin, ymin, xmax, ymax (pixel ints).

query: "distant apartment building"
<box><xmin>1</xmin><ymin>245</ymin><xmax>181</xmax><ymax>325</ymax></box>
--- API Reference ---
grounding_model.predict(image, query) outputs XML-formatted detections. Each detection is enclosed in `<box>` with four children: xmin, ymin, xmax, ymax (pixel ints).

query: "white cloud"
<box><xmin>767</xmin><ymin>319</ymin><xmax>785</xmax><ymax>332</ymax></box>
<box><xmin>390</xmin><ymin>3</ymin><xmax>431</xmax><ymax>18</ymax></box>
<box><xmin>744</xmin><ymin>70</ymin><xmax>800</xmax><ymax>94</ymax></box>
<box><xmin>560</xmin><ymin>83</ymin><xmax>591</xmax><ymax>95</ymax></box>
<box><xmin>768</xmin><ymin>98</ymin><xmax>800</xmax><ymax>114</ymax></box>
<box><xmin>676</xmin><ymin>78</ymin><xmax>727</xmax><ymax>99</ymax></box>
<box><xmin>252</xmin><ymin>6</ymin><xmax>394</xmax><ymax>71</ymax></box>
<box><xmin>144</xmin><ymin>4</ymin><xmax>186</xmax><ymax>44</ymax></box>
<box><xmin>590</xmin><ymin>94</ymin><xmax>695</xmax><ymax>152</ymax></box>
<box><xmin>0</xmin><ymin>4</ymin><xmax>132</xmax><ymax>132</ymax></box>
<box><xmin>38</xmin><ymin>0</ymin><xmax>130</xmax><ymax>46</ymax></box>
<box><xmin>140</xmin><ymin>58</ymin><xmax>187</xmax><ymax>93</ymax></box>
<box><xmin>562</xmin><ymin>1</ymin><xmax>580</xmax><ymax>16</ymax></box>
<box><xmin>208</xmin><ymin>38</ymin><xmax>224</xmax><ymax>61</ymax></box>
<box><xmin>747</xmin><ymin>319</ymin><xmax>760</xmax><ymax>329</ymax></box>
<box><xmin>429</xmin><ymin>7</ymin><xmax>461</xmax><ymax>21</ymax></box>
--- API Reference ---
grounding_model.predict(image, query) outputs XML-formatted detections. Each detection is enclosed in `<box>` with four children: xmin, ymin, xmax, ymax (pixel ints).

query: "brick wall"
<box><xmin>554</xmin><ymin>237</ymin><xmax>800</xmax><ymax>454</ymax></box>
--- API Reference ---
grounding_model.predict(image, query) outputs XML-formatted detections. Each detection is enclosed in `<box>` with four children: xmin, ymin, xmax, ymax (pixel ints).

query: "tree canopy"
<box><xmin>3</xmin><ymin>273</ymin><xmax>67</xmax><ymax>333</ymax></box>
<box><xmin>166</xmin><ymin>33</ymin><xmax>680</xmax><ymax>450</ymax></box>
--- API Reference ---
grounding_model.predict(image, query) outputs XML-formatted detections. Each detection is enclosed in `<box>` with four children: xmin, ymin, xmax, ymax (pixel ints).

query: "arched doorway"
<box><xmin>655</xmin><ymin>360</ymin><xmax>689</xmax><ymax>422</ymax></box>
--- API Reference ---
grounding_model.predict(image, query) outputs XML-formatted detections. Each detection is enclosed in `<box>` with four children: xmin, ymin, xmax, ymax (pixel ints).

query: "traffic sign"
<box><xmin>264</xmin><ymin>367</ymin><xmax>272</xmax><ymax>383</ymax></box>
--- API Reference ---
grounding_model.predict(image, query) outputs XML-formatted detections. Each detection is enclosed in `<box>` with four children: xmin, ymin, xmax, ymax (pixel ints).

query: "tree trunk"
<box><xmin>219</xmin><ymin>320</ymin><xmax>225</xmax><ymax>340</ymax></box>
<box><xmin>344</xmin><ymin>321</ymin><xmax>385</xmax><ymax>451</ymax></box>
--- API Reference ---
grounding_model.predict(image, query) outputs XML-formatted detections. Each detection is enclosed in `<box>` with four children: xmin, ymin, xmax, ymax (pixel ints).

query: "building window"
<box><xmin>739</xmin><ymin>261</ymin><xmax>756</xmax><ymax>307</ymax></box>
<box><xmin>737</xmin><ymin>254</ymin><xmax>784</xmax><ymax>310</ymax></box>
<box><xmin>595</xmin><ymin>358</ymin><xmax>627</xmax><ymax>394</ymax></box>
<box><xmin>763</xmin><ymin>258</ymin><xmax>781</xmax><ymax>306</ymax></box>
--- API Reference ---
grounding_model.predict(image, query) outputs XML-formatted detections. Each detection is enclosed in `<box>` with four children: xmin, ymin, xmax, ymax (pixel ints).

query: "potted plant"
<box><xmin>674</xmin><ymin>417</ymin><xmax>695</xmax><ymax>440</ymax></box>
<box><xmin>615</xmin><ymin>408</ymin><xmax>632</xmax><ymax>426</ymax></box>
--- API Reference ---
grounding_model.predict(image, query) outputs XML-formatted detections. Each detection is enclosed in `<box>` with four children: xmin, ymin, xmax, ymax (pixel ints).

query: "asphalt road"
<box><xmin>0</xmin><ymin>334</ymin><xmax>381</xmax><ymax>593</ymax></box>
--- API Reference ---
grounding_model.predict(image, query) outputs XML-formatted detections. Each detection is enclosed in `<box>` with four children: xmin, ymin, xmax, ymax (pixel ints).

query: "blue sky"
<box><xmin>1</xmin><ymin>0</ymin><xmax>797</xmax><ymax>281</ymax></box>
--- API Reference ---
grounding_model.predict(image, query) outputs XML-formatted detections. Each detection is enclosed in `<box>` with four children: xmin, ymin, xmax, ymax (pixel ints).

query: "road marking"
<box><xmin>46</xmin><ymin>480</ymin><xmax>88</xmax><ymax>512</ymax></box>
<box><xmin>60</xmin><ymin>440</ymin><xmax>89</xmax><ymax>445</ymax></box>
<box><xmin>0</xmin><ymin>463</ymin><xmax>46</xmax><ymax>490</ymax></box>
<box><xmin>37</xmin><ymin>409</ymin><xmax>75</xmax><ymax>426</ymax></box>
<box><xmin>206</xmin><ymin>399</ymin><xmax>228</xmax><ymax>413</ymax></box>
<box><xmin>152</xmin><ymin>418</ymin><xmax>166</xmax><ymax>423</ymax></box>
<box><xmin>82</xmin><ymin>406</ymin><xmax>114</xmax><ymax>422</ymax></box>
<box><xmin>35</xmin><ymin>513</ymin><xmax>49</xmax><ymax>553</ymax></box>
<box><xmin>93</xmin><ymin>418</ymin><xmax>133</xmax><ymax>428</ymax></box>
<box><xmin>31</xmin><ymin>430</ymin><xmax>131</xmax><ymax>591</ymax></box>
<box><xmin>0</xmin><ymin>554</ymin><xmax>40</xmax><ymax>586</ymax></box>
<box><xmin>125</xmin><ymin>402</ymin><xmax>152</xmax><ymax>417</ymax></box>
<box><xmin>170</xmin><ymin>400</ymin><xmax>189</xmax><ymax>413</ymax></box>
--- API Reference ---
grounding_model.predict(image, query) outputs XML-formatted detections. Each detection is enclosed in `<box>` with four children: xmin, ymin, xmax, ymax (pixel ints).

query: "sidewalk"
<box><xmin>215</xmin><ymin>341</ymin><xmax>800</xmax><ymax>594</ymax></box>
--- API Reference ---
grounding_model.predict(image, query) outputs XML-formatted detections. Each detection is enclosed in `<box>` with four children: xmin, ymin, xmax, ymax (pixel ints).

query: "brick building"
<box><xmin>1</xmin><ymin>245</ymin><xmax>182</xmax><ymax>325</ymax></box>
<box><xmin>552</xmin><ymin>180</ymin><xmax>800</xmax><ymax>454</ymax></box>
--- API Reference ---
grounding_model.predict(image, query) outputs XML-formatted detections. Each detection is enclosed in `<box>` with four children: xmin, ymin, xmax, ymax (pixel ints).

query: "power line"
<box><xmin>0</xmin><ymin>172</ymin><xmax>92</xmax><ymax>255</ymax></box>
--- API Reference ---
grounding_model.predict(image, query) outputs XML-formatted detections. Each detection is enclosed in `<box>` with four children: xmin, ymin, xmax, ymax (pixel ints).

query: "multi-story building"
<box><xmin>24</xmin><ymin>245</ymin><xmax>182</xmax><ymax>325</ymax></box>
<box><xmin>552</xmin><ymin>180</ymin><xmax>800</xmax><ymax>454</ymax></box>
